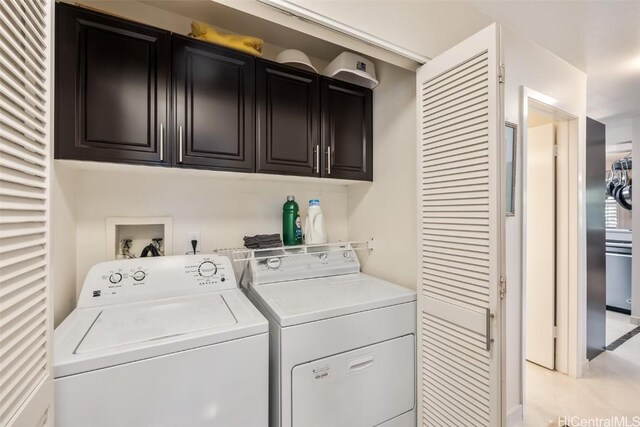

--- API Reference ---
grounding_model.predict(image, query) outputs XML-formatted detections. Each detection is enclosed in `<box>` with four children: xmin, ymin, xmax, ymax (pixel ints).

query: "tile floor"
<box><xmin>518</xmin><ymin>311</ymin><xmax>640</xmax><ymax>426</ymax></box>
<box><xmin>606</xmin><ymin>310</ymin><xmax>637</xmax><ymax>346</ymax></box>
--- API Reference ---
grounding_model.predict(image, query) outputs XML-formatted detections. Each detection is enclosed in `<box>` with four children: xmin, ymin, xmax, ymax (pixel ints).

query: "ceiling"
<box><xmin>468</xmin><ymin>0</ymin><xmax>640</xmax><ymax>122</ymax></box>
<box><xmin>288</xmin><ymin>0</ymin><xmax>492</xmax><ymax>61</ymax></box>
<box><xmin>137</xmin><ymin>0</ymin><xmax>640</xmax><ymax>123</ymax></box>
<box><xmin>259</xmin><ymin>0</ymin><xmax>640</xmax><ymax>122</ymax></box>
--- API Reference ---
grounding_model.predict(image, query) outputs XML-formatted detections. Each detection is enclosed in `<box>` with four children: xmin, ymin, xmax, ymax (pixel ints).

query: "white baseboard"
<box><xmin>630</xmin><ymin>315</ymin><xmax>640</xmax><ymax>326</ymax></box>
<box><xmin>507</xmin><ymin>404</ymin><xmax>523</xmax><ymax>427</ymax></box>
<box><xmin>581</xmin><ymin>359</ymin><xmax>590</xmax><ymax>375</ymax></box>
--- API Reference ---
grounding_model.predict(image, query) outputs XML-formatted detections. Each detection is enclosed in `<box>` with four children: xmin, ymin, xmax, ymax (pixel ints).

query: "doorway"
<box><xmin>517</xmin><ymin>89</ymin><xmax>640</xmax><ymax>426</ymax></box>
<box><xmin>520</xmin><ymin>88</ymin><xmax>582</xmax><ymax>423</ymax></box>
<box><xmin>523</xmin><ymin>99</ymin><xmax>576</xmax><ymax>374</ymax></box>
<box><xmin>604</xmin><ymin>144</ymin><xmax>634</xmax><ymax>347</ymax></box>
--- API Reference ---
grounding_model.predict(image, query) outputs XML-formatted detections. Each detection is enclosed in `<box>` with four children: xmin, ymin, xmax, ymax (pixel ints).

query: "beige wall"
<box><xmin>502</xmin><ymin>27</ymin><xmax>587</xmax><ymax>420</ymax></box>
<box><xmin>348</xmin><ymin>61</ymin><xmax>417</xmax><ymax>289</ymax></box>
<box><xmin>52</xmin><ymin>165</ymin><xmax>351</xmax><ymax>325</ymax></box>
<box><xmin>51</xmin><ymin>165</ymin><xmax>77</xmax><ymax>327</ymax></box>
<box><xmin>72</xmin><ymin>168</ymin><xmax>351</xmax><ymax>297</ymax></box>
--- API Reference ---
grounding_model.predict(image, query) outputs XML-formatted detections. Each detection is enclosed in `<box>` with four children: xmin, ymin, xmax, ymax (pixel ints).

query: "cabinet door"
<box><xmin>256</xmin><ymin>60</ymin><xmax>320</xmax><ymax>176</ymax></box>
<box><xmin>173</xmin><ymin>36</ymin><xmax>255</xmax><ymax>172</ymax></box>
<box><xmin>55</xmin><ymin>4</ymin><xmax>170</xmax><ymax>165</ymax></box>
<box><xmin>321</xmin><ymin>78</ymin><xmax>373</xmax><ymax>181</ymax></box>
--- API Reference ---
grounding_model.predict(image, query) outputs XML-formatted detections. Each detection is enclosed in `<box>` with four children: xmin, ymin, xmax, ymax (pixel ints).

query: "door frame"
<box><xmin>519</xmin><ymin>86</ymin><xmax>585</xmax><ymax>412</ymax></box>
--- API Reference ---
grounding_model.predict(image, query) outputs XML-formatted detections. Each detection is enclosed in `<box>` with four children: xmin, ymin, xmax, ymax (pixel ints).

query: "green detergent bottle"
<box><xmin>283</xmin><ymin>195</ymin><xmax>302</xmax><ymax>246</ymax></box>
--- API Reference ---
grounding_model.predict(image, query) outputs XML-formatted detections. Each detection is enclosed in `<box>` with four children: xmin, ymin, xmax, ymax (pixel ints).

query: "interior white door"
<box><xmin>0</xmin><ymin>0</ymin><xmax>54</xmax><ymax>425</ymax></box>
<box><xmin>416</xmin><ymin>23</ymin><xmax>504</xmax><ymax>426</ymax></box>
<box><xmin>525</xmin><ymin>123</ymin><xmax>556</xmax><ymax>370</ymax></box>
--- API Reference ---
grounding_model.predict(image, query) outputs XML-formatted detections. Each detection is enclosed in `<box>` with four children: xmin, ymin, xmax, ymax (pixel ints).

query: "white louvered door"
<box><xmin>416</xmin><ymin>24</ymin><xmax>504</xmax><ymax>426</ymax></box>
<box><xmin>0</xmin><ymin>0</ymin><xmax>54</xmax><ymax>426</ymax></box>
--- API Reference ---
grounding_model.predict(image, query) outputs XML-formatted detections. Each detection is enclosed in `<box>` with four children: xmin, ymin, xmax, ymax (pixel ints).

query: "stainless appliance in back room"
<box><xmin>606</xmin><ymin>229</ymin><xmax>632</xmax><ymax>313</ymax></box>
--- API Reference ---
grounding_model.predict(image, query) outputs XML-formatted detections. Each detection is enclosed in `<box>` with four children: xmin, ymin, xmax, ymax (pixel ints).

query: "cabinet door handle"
<box><xmin>178</xmin><ymin>125</ymin><xmax>183</xmax><ymax>163</ymax></box>
<box><xmin>314</xmin><ymin>145</ymin><xmax>320</xmax><ymax>174</ymax></box>
<box><xmin>326</xmin><ymin>146</ymin><xmax>331</xmax><ymax>175</ymax></box>
<box><xmin>159</xmin><ymin>123</ymin><xmax>164</xmax><ymax>161</ymax></box>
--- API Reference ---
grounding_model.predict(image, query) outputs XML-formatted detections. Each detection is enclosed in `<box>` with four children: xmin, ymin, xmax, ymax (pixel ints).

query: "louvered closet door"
<box><xmin>0</xmin><ymin>0</ymin><xmax>53</xmax><ymax>426</ymax></box>
<box><xmin>416</xmin><ymin>24</ymin><xmax>504</xmax><ymax>426</ymax></box>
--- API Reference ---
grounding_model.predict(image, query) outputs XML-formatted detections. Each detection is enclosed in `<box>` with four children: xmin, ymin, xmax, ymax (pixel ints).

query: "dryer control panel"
<box><xmin>77</xmin><ymin>255</ymin><xmax>237</xmax><ymax>308</ymax></box>
<box><xmin>247</xmin><ymin>245</ymin><xmax>360</xmax><ymax>286</ymax></box>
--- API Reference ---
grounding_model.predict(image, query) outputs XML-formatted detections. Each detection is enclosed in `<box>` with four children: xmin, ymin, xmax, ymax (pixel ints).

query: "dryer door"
<box><xmin>291</xmin><ymin>334</ymin><xmax>415</xmax><ymax>427</ymax></box>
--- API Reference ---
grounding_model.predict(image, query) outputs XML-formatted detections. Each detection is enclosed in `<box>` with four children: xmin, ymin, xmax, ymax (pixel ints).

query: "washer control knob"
<box><xmin>132</xmin><ymin>270</ymin><xmax>146</xmax><ymax>281</ymax></box>
<box><xmin>109</xmin><ymin>273</ymin><xmax>122</xmax><ymax>284</ymax></box>
<box><xmin>198</xmin><ymin>261</ymin><xmax>217</xmax><ymax>277</ymax></box>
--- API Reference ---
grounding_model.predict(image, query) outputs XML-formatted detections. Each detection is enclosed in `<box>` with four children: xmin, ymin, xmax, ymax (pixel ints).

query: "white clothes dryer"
<box><xmin>242</xmin><ymin>245</ymin><xmax>417</xmax><ymax>427</ymax></box>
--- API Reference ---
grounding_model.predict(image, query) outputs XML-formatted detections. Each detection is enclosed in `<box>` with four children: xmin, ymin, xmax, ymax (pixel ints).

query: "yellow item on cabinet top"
<box><xmin>191</xmin><ymin>21</ymin><xmax>263</xmax><ymax>57</ymax></box>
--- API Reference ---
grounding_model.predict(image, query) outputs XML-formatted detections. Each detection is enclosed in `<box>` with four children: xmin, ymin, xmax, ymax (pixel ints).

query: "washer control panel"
<box><xmin>78</xmin><ymin>254</ymin><xmax>237</xmax><ymax>308</ymax></box>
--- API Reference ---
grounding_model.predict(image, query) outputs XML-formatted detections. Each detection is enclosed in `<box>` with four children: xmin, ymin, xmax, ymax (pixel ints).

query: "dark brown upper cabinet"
<box><xmin>55</xmin><ymin>3</ymin><xmax>170</xmax><ymax>165</ymax></box>
<box><xmin>172</xmin><ymin>36</ymin><xmax>255</xmax><ymax>172</ymax></box>
<box><xmin>321</xmin><ymin>78</ymin><xmax>373</xmax><ymax>181</ymax></box>
<box><xmin>256</xmin><ymin>60</ymin><xmax>320</xmax><ymax>177</ymax></box>
<box><xmin>54</xmin><ymin>5</ymin><xmax>374</xmax><ymax>181</ymax></box>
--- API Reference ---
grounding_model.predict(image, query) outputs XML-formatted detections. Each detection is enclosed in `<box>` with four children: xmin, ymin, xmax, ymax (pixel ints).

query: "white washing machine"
<box><xmin>242</xmin><ymin>245</ymin><xmax>417</xmax><ymax>427</ymax></box>
<box><xmin>54</xmin><ymin>254</ymin><xmax>268</xmax><ymax>427</ymax></box>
